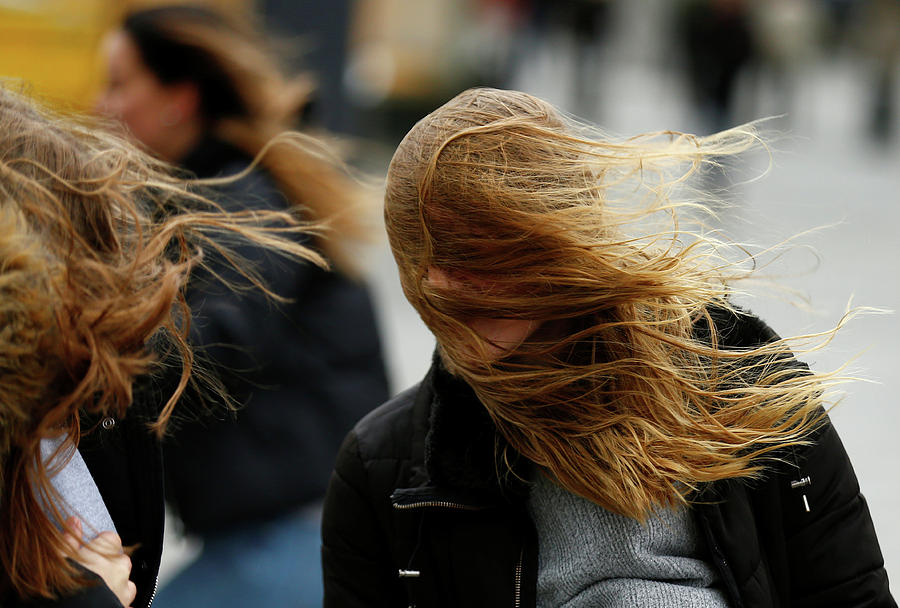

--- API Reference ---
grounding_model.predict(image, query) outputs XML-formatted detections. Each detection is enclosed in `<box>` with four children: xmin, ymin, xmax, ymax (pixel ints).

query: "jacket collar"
<box><xmin>411</xmin><ymin>307</ymin><xmax>773</xmax><ymax>506</ymax></box>
<box><xmin>179</xmin><ymin>134</ymin><xmax>250</xmax><ymax>179</ymax></box>
<box><xmin>416</xmin><ymin>352</ymin><xmax>531</xmax><ymax>504</ymax></box>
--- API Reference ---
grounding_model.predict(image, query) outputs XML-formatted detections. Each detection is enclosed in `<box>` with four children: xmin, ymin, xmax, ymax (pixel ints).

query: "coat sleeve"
<box><xmin>784</xmin><ymin>420</ymin><xmax>896</xmax><ymax>608</ymax></box>
<box><xmin>12</xmin><ymin>571</ymin><xmax>123</xmax><ymax>608</ymax></box>
<box><xmin>23</xmin><ymin>588</ymin><xmax>122</xmax><ymax>608</ymax></box>
<box><xmin>321</xmin><ymin>431</ymin><xmax>406</xmax><ymax>608</ymax></box>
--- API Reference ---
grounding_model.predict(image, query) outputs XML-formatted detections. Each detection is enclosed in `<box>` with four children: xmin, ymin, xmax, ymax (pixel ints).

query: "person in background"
<box><xmin>321</xmin><ymin>88</ymin><xmax>895</xmax><ymax>607</ymax></box>
<box><xmin>0</xmin><ymin>85</ymin><xmax>316</xmax><ymax>607</ymax></box>
<box><xmin>677</xmin><ymin>0</ymin><xmax>755</xmax><ymax>133</ymax></box>
<box><xmin>855</xmin><ymin>0</ymin><xmax>900</xmax><ymax>144</ymax></box>
<box><xmin>97</xmin><ymin>5</ymin><xmax>390</xmax><ymax>607</ymax></box>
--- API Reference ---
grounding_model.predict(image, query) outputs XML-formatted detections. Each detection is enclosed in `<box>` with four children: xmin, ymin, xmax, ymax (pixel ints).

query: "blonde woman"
<box><xmin>0</xmin><ymin>86</ymin><xmax>317</xmax><ymax>606</ymax></box>
<box><xmin>321</xmin><ymin>88</ymin><xmax>895</xmax><ymax>607</ymax></box>
<box><xmin>97</xmin><ymin>6</ymin><xmax>389</xmax><ymax>606</ymax></box>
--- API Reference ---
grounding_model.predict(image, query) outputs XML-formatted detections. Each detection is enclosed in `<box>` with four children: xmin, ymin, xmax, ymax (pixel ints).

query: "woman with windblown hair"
<box><xmin>97</xmin><ymin>5</ymin><xmax>389</xmax><ymax>606</ymax></box>
<box><xmin>0</xmin><ymin>85</ymin><xmax>318</xmax><ymax>607</ymax></box>
<box><xmin>321</xmin><ymin>88</ymin><xmax>895</xmax><ymax>607</ymax></box>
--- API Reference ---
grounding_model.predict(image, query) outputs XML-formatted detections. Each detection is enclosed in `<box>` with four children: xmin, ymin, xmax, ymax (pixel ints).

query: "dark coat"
<box><xmin>322</xmin><ymin>311</ymin><xmax>895</xmax><ymax>607</ymax></box>
<box><xmin>164</xmin><ymin>137</ymin><xmax>390</xmax><ymax>535</ymax></box>
<box><xmin>3</xmin><ymin>380</ymin><xmax>165</xmax><ymax>608</ymax></box>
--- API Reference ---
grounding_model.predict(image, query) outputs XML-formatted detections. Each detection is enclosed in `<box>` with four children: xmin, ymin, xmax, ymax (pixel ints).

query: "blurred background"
<box><xmin>2</xmin><ymin>0</ymin><xmax>897</xmax><ymax>591</ymax></box>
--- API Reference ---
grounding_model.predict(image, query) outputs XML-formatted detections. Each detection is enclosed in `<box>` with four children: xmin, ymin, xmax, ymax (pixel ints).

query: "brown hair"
<box><xmin>386</xmin><ymin>88</ymin><xmax>843</xmax><ymax>520</ymax></box>
<box><xmin>122</xmin><ymin>4</ymin><xmax>371</xmax><ymax>277</ymax></box>
<box><xmin>0</xmin><ymin>85</ymin><xmax>318</xmax><ymax>599</ymax></box>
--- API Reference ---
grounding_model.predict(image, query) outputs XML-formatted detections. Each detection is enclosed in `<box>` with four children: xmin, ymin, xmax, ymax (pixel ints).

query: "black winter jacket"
<box><xmin>322</xmin><ymin>311</ymin><xmax>895</xmax><ymax>607</ymax></box>
<box><xmin>164</xmin><ymin>137</ymin><xmax>390</xmax><ymax>535</ymax></box>
<box><xmin>2</xmin><ymin>380</ymin><xmax>165</xmax><ymax>608</ymax></box>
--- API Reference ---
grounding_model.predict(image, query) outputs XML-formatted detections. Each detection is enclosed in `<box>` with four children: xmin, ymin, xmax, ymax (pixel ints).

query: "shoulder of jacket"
<box><xmin>705</xmin><ymin>305</ymin><xmax>781</xmax><ymax>348</ymax></box>
<box><xmin>351</xmin><ymin>382</ymin><xmax>424</xmax><ymax>462</ymax></box>
<box><xmin>701</xmin><ymin>415</ymin><xmax>848</xmax><ymax>508</ymax></box>
<box><xmin>214</xmin><ymin>160</ymin><xmax>288</xmax><ymax>213</ymax></box>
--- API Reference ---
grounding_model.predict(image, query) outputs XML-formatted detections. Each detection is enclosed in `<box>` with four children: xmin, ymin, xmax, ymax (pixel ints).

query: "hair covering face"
<box><xmin>384</xmin><ymin>87</ymin><xmax>830</xmax><ymax>521</ymax></box>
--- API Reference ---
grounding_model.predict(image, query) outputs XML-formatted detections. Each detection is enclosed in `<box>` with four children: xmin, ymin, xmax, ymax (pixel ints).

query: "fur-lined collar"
<box><xmin>422</xmin><ymin>353</ymin><xmax>531</xmax><ymax>503</ymax></box>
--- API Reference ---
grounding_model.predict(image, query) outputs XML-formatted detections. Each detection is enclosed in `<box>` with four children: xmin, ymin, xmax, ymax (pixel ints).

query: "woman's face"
<box><xmin>425</xmin><ymin>267</ymin><xmax>538</xmax><ymax>360</ymax></box>
<box><xmin>96</xmin><ymin>30</ymin><xmax>182</xmax><ymax>157</ymax></box>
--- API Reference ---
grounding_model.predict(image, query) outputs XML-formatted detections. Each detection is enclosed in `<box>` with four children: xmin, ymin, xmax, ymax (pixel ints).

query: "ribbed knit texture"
<box><xmin>40</xmin><ymin>436</ymin><xmax>117</xmax><ymax>539</ymax></box>
<box><xmin>527</xmin><ymin>472</ymin><xmax>730</xmax><ymax>607</ymax></box>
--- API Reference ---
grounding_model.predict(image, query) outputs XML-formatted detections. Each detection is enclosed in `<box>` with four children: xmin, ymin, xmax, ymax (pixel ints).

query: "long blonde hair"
<box><xmin>386</xmin><ymin>87</ymin><xmax>839</xmax><ymax>520</ymax></box>
<box><xmin>122</xmin><ymin>4</ymin><xmax>370</xmax><ymax>276</ymax></box>
<box><xmin>0</xmin><ymin>85</ymin><xmax>319</xmax><ymax>599</ymax></box>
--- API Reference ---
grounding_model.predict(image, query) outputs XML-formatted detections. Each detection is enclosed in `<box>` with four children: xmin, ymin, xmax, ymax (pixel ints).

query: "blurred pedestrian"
<box><xmin>0</xmin><ymin>85</ymin><xmax>316</xmax><ymax>607</ymax></box>
<box><xmin>97</xmin><ymin>5</ymin><xmax>389</xmax><ymax>607</ymax></box>
<box><xmin>854</xmin><ymin>0</ymin><xmax>900</xmax><ymax>143</ymax></box>
<box><xmin>677</xmin><ymin>0</ymin><xmax>755</xmax><ymax>132</ymax></box>
<box><xmin>321</xmin><ymin>88</ymin><xmax>895</xmax><ymax>607</ymax></box>
<box><xmin>527</xmin><ymin>0</ymin><xmax>612</xmax><ymax>119</ymax></box>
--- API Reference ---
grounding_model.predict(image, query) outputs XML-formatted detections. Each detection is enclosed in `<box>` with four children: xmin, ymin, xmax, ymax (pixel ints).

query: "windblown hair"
<box><xmin>385</xmin><ymin>87</ymin><xmax>840</xmax><ymax>520</ymax></box>
<box><xmin>0</xmin><ymin>85</ymin><xmax>318</xmax><ymax>599</ymax></box>
<box><xmin>122</xmin><ymin>4</ymin><xmax>369</xmax><ymax>276</ymax></box>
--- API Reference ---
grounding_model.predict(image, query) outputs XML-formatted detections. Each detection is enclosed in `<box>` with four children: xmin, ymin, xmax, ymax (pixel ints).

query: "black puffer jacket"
<box><xmin>165</xmin><ymin>137</ymin><xmax>390</xmax><ymax>535</ymax></box>
<box><xmin>3</xmin><ymin>380</ymin><xmax>165</xmax><ymax>608</ymax></box>
<box><xmin>322</xmin><ymin>310</ymin><xmax>895</xmax><ymax>607</ymax></box>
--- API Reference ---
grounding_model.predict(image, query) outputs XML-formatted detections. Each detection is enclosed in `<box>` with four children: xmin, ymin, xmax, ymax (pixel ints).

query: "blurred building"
<box><xmin>0</xmin><ymin>0</ymin><xmax>249</xmax><ymax>110</ymax></box>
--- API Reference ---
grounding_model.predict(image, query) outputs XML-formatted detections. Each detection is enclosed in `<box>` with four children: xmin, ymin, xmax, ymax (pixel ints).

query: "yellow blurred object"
<box><xmin>0</xmin><ymin>0</ymin><xmax>252</xmax><ymax>111</ymax></box>
<box><xmin>0</xmin><ymin>0</ymin><xmax>116</xmax><ymax>110</ymax></box>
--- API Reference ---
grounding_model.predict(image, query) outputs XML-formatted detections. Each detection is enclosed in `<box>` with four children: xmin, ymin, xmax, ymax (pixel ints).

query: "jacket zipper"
<box><xmin>697</xmin><ymin>512</ymin><xmax>743</xmax><ymax>608</ymax></box>
<box><xmin>146</xmin><ymin>575</ymin><xmax>158</xmax><ymax>607</ymax></box>
<box><xmin>513</xmin><ymin>547</ymin><xmax>523</xmax><ymax>608</ymax></box>
<box><xmin>393</xmin><ymin>499</ymin><xmax>527</xmax><ymax>606</ymax></box>
<box><xmin>392</xmin><ymin>500</ymin><xmax>482</xmax><ymax>511</ymax></box>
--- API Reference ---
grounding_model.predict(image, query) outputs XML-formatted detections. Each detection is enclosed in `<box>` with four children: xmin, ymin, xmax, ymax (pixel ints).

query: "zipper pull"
<box><xmin>399</xmin><ymin>569</ymin><xmax>420</xmax><ymax>608</ymax></box>
<box><xmin>790</xmin><ymin>476</ymin><xmax>812</xmax><ymax>513</ymax></box>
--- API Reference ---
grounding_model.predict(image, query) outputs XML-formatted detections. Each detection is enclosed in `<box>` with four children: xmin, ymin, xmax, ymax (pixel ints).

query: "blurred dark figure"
<box><xmin>677</xmin><ymin>0</ymin><xmax>755</xmax><ymax>132</ymax></box>
<box><xmin>820</xmin><ymin>0</ymin><xmax>858</xmax><ymax>50</ymax></box>
<box><xmin>96</xmin><ymin>5</ymin><xmax>389</xmax><ymax>607</ymax></box>
<box><xmin>855</xmin><ymin>0</ymin><xmax>900</xmax><ymax>144</ymax></box>
<box><xmin>527</xmin><ymin>0</ymin><xmax>613</xmax><ymax>120</ymax></box>
<box><xmin>469</xmin><ymin>0</ymin><xmax>531</xmax><ymax>88</ymax></box>
<box><xmin>261</xmin><ymin>0</ymin><xmax>356</xmax><ymax>133</ymax></box>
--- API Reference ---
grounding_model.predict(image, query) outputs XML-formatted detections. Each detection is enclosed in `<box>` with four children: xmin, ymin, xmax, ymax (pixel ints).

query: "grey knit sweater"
<box><xmin>526</xmin><ymin>472</ymin><xmax>730</xmax><ymax>607</ymax></box>
<box><xmin>40</xmin><ymin>436</ymin><xmax>117</xmax><ymax>539</ymax></box>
